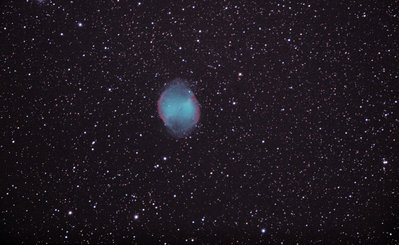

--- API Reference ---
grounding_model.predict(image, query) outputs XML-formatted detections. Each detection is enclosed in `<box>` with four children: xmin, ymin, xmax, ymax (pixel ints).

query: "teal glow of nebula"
<box><xmin>158</xmin><ymin>82</ymin><xmax>200</xmax><ymax>138</ymax></box>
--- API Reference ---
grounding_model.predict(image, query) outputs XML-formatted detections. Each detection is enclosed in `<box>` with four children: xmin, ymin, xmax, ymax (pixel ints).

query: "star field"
<box><xmin>1</xmin><ymin>0</ymin><xmax>398</xmax><ymax>244</ymax></box>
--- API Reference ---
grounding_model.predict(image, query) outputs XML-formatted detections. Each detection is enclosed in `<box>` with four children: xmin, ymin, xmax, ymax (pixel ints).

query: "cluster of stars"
<box><xmin>1</xmin><ymin>0</ymin><xmax>398</xmax><ymax>244</ymax></box>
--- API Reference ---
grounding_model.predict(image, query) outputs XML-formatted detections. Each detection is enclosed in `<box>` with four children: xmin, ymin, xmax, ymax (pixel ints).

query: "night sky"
<box><xmin>1</xmin><ymin>0</ymin><xmax>398</xmax><ymax>244</ymax></box>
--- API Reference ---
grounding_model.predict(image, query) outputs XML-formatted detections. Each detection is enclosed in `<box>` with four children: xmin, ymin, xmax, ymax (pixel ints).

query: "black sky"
<box><xmin>1</xmin><ymin>0</ymin><xmax>398</xmax><ymax>244</ymax></box>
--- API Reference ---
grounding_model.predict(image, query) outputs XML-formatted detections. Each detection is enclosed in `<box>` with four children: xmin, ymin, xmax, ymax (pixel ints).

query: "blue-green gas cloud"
<box><xmin>158</xmin><ymin>82</ymin><xmax>200</xmax><ymax>138</ymax></box>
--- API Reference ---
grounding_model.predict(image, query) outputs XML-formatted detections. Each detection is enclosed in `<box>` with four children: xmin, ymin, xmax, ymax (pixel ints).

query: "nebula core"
<box><xmin>157</xmin><ymin>81</ymin><xmax>200</xmax><ymax>138</ymax></box>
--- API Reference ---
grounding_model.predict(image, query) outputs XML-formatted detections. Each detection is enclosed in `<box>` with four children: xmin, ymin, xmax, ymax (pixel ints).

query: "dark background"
<box><xmin>1</xmin><ymin>0</ymin><xmax>398</xmax><ymax>244</ymax></box>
